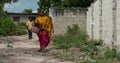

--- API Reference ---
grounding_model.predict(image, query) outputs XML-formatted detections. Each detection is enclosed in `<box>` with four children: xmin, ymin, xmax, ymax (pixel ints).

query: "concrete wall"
<box><xmin>49</xmin><ymin>7</ymin><xmax>87</xmax><ymax>35</ymax></box>
<box><xmin>87</xmin><ymin>1</ymin><xmax>101</xmax><ymax>40</ymax></box>
<box><xmin>102</xmin><ymin>0</ymin><xmax>113</xmax><ymax>46</ymax></box>
<box><xmin>93</xmin><ymin>0</ymin><xmax>100</xmax><ymax>39</ymax></box>
<box><xmin>87</xmin><ymin>0</ymin><xmax>119</xmax><ymax>47</ymax></box>
<box><xmin>87</xmin><ymin>7</ymin><xmax>92</xmax><ymax>39</ymax></box>
<box><xmin>115</xmin><ymin>0</ymin><xmax>120</xmax><ymax>48</ymax></box>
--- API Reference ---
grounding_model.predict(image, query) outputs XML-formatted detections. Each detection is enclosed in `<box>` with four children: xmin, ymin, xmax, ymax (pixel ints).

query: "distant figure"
<box><xmin>35</xmin><ymin>10</ymin><xmax>54</xmax><ymax>52</ymax></box>
<box><xmin>26</xmin><ymin>18</ymin><xmax>34</xmax><ymax>40</ymax></box>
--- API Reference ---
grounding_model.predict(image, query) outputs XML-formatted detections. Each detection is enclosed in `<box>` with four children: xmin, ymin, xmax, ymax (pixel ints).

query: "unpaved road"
<box><xmin>0</xmin><ymin>33</ymin><xmax>72</xmax><ymax>63</ymax></box>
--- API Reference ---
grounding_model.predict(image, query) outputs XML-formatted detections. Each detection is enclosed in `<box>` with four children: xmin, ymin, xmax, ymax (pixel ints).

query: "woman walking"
<box><xmin>35</xmin><ymin>10</ymin><xmax>54</xmax><ymax>52</ymax></box>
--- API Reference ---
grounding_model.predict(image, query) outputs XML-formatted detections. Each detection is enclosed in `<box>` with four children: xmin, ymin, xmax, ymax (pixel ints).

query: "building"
<box><xmin>4</xmin><ymin>12</ymin><xmax>38</xmax><ymax>22</ymax></box>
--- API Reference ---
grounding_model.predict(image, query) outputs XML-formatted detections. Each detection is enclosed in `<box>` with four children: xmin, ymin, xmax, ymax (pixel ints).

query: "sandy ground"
<box><xmin>0</xmin><ymin>33</ymin><xmax>72</xmax><ymax>63</ymax></box>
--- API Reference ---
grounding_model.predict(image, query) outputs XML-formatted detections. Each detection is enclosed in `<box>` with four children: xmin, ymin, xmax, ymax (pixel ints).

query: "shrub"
<box><xmin>17</xmin><ymin>22</ymin><xmax>27</xmax><ymax>29</ymax></box>
<box><xmin>67</xmin><ymin>24</ymin><xmax>80</xmax><ymax>36</ymax></box>
<box><xmin>104</xmin><ymin>47</ymin><xmax>117</xmax><ymax>59</ymax></box>
<box><xmin>16</xmin><ymin>29</ymin><xmax>27</xmax><ymax>35</ymax></box>
<box><xmin>117</xmin><ymin>52</ymin><xmax>120</xmax><ymax>61</ymax></box>
<box><xmin>52</xmin><ymin>24</ymin><xmax>81</xmax><ymax>49</ymax></box>
<box><xmin>0</xmin><ymin>17</ymin><xmax>17</xmax><ymax>36</ymax></box>
<box><xmin>0</xmin><ymin>28</ymin><xmax>8</xmax><ymax>36</ymax></box>
<box><xmin>0</xmin><ymin>17</ymin><xmax>27</xmax><ymax>36</ymax></box>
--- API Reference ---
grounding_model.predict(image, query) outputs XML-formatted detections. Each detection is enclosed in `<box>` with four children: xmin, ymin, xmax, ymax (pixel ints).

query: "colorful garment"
<box><xmin>35</xmin><ymin>16</ymin><xmax>54</xmax><ymax>37</ymax></box>
<box><xmin>35</xmin><ymin>16</ymin><xmax>54</xmax><ymax>49</ymax></box>
<box><xmin>37</xmin><ymin>30</ymin><xmax>50</xmax><ymax>49</ymax></box>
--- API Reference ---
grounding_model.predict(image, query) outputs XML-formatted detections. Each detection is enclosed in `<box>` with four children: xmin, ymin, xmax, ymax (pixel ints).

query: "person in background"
<box><xmin>26</xmin><ymin>18</ymin><xmax>34</xmax><ymax>40</ymax></box>
<box><xmin>35</xmin><ymin>10</ymin><xmax>54</xmax><ymax>52</ymax></box>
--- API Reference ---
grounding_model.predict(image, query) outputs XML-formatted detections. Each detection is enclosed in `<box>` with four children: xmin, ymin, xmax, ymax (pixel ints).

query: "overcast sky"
<box><xmin>4</xmin><ymin>0</ymin><xmax>39</xmax><ymax>13</ymax></box>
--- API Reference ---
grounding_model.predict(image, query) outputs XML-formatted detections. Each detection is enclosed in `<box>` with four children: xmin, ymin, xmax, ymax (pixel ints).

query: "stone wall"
<box><xmin>49</xmin><ymin>7</ymin><xmax>87</xmax><ymax>35</ymax></box>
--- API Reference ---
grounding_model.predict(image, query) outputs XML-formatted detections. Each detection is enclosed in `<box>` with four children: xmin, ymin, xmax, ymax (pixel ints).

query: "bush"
<box><xmin>0</xmin><ymin>17</ymin><xmax>27</xmax><ymax>36</ymax></box>
<box><xmin>16</xmin><ymin>29</ymin><xmax>27</xmax><ymax>35</ymax></box>
<box><xmin>104</xmin><ymin>47</ymin><xmax>117</xmax><ymax>59</ymax></box>
<box><xmin>117</xmin><ymin>52</ymin><xmax>120</xmax><ymax>61</ymax></box>
<box><xmin>0</xmin><ymin>28</ymin><xmax>8</xmax><ymax>36</ymax></box>
<box><xmin>52</xmin><ymin>24</ymin><xmax>101</xmax><ymax>52</ymax></box>
<box><xmin>0</xmin><ymin>18</ymin><xmax>17</xmax><ymax>36</ymax></box>
<box><xmin>67</xmin><ymin>24</ymin><xmax>80</xmax><ymax>36</ymax></box>
<box><xmin>53</xmin><ymin>24</ymin><xmax>93</xmax><ymax>49</ymax></box>
<box><xmin>17</xmin><ymin>22</ymin><xmax>27</xmax><ymax>29</ymax></box>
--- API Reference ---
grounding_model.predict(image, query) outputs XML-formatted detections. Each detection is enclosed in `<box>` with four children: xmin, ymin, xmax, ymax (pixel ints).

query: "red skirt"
<box><xmin>37</xmin><ymin>30</ymin><xmax>50</xmax><ymax>49</ymax></box>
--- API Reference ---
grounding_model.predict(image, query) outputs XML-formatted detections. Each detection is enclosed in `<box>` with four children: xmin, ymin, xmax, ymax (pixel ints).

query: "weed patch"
<box><xmin>52</xmin><ymin>24</ymin><xmax>120</xmax><ymax>63</ymax></box>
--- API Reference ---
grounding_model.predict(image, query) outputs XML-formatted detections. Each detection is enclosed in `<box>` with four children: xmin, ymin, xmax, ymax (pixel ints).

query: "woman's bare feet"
<box><xmin>37</xmin><ymin>48</ymin><xmax>43</xmax><ymax>52</ymax></box>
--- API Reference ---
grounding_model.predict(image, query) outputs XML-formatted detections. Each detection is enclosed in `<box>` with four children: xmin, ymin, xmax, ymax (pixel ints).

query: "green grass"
<box><xmin>51</xmin><ymin>24</ymin><xmax>120</xmax><ymax>63</ymax></box>
<box><xmin>52</xmin><ymin>24</ymin><xmax>102</xmax><ymax>51</ymax></box>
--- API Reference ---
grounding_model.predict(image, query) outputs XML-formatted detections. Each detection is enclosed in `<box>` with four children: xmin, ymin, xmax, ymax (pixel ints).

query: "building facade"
<box><xmin>4</xmin><ymin>12</ymin><xmax>38</xmax><ymax>22</ymax></box>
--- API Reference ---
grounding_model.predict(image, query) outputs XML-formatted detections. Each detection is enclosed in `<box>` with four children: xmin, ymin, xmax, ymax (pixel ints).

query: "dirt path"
<box><xmin>0</xmin><ymin>33</ymin><xmax>72</xmax><ymax>63</ymax></box>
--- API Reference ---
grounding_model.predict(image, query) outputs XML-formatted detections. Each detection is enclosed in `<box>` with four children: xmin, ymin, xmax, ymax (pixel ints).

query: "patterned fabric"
<box><xmin>37</xmin><ymin>30</ymin><xmax>50</xmax><ymax>49</ymax></box>
<box><xmin>35</xmin><ymin>16</ymin><xmax>54</xmax><ymax>37</ymax></box>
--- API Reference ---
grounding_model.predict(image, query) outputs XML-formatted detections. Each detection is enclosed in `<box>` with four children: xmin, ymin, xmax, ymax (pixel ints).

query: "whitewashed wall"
<box><xmin>86</xmin><ymin>0</ymin><xmax>119</xmax><ymax>47</ymax></box>
<box><xmin>87</xmin><ymin>1</ymin><xmax>100</xmax><ymax>40</ymax></box>
<box><xmin>115</xmin><ymin>0</ymin><xmax>120</xmax><ymax>48</ymax></box>
<box><xmin>93</xmin><ymin>0</ymin><xmax>100</xmax><ymax>39</ymax></box>
<box><xmin>87</xmin><ymin>7</ymin><xmax>92</xmax><ymax>39</ymax></box>
<box><xmin>102</xmin><ymin>0</ymin><xmax>113</xmax><ymax>46</ymax></box>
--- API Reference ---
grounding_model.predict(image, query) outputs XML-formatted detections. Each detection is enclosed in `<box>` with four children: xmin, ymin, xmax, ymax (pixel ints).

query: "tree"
<box><xmin>37</xmin><ymin>0</ymin><xmax>94</xmax><ymax>14</ymax></box>
<box><xmin>23</xmin><ymin>9</ymin><xmax>32</xmax><ymax>14</ymax></box>
<box><xmin>37</xmin><ymin>0</ymin><xmax>62</xmax><ymax>15</ymax></box>
<box><xmin>37</xmin><ymin>0</ymin><xmax>51</xmax><ymax>15</ymax></box>
<box><xmin>0</xmin><ymin>0</ymin><xmax>18</xmax><ymax>12</ymax></box>
<box><xmin>59</xmin><ymin>0</ymin><xmax>94</xmax><ymax>7</ymax></box>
